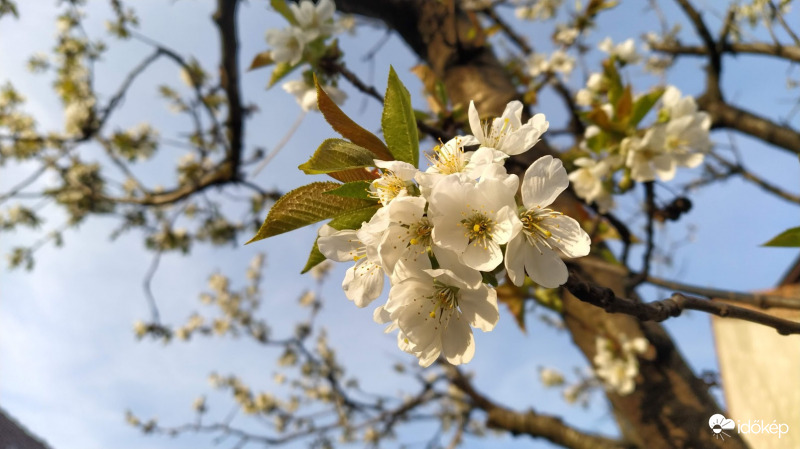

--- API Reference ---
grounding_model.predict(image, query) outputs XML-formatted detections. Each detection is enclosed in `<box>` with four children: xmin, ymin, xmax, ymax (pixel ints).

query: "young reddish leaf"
<box><xmin>315</xmin><ymin>76</ymin><xmax>392</xmax><ymax>160</ymax></box>
<box><xmin>615</xmin><ymin>85</ymin><xmax>633</xmax><ymax>122</ymax></box>
<box><xmin>248</xmin><ymin>51</ymin><xmax>274</xmax><ymax>71</ymax></box>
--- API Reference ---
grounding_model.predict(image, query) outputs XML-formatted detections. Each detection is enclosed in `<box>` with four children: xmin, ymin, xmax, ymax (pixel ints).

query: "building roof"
<box><xmin>0</xmin><ymin>408</ymin><xmax>52</xmax><ymax>449</ymax></box>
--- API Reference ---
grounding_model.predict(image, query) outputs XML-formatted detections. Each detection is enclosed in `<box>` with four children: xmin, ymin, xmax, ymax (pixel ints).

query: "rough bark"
<box><xmin>336</xmin><ymin>1</ymin><xmax>749</xmax><ymax>447</ymax></box>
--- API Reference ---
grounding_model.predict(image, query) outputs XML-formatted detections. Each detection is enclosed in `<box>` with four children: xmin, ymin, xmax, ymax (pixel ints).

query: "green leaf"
<box><xmin>248</xmin><ymin>51</ymin><xmax>274</xmax><ymax>71</ymax></box>
<box><xmin>247</xmin><ymin>182</ymin><xmax>375</xmax><ymax>243</ymax></box>
<box><xmin>315</xmin><ymin>76</ymin><xmax>393</xmax><ymax>160</ymax></box>
<box><xmin>325</xmin><ymin>180</ymin><xmax>373</xmax><ymax>200</ymax></box>
<box><xmin>301</xmin><ymin>238</ymin><xmax>326</xmax><ymax>274</ymax></box>
<box><xmin>268</xmin><ymin>62</ymin><xmax>300</xmax><ymax>88</ymax></box>
<box><xmin>382</xmin><ymin>66</ymin><xmax>419</xmax><ymax>167</ymax></box>
<box><xmin>298</xmin><ymin>139</ymin><xmax>377</xmax><ymax>175</ymax></box>
<box><xmin>629</xmin><ymin>87</ymin><xmax>665</xmax><ymax>127</ymax></box>
<box><xmin>762</xmin><ymin>227</ymin><xmax>800</xmax><ymax>247</ymax></box>
<box><xmin>328</xmin><ymin>204</ymin><xmax>381</xmax><ymax>230</ymax></box>
<box><xmin>270</xmin><ymin>0</ymin><xmax>298</xmax><ymax>25</ymax></box>
<box><xmin>602</xmin><ymin>58</ymin><xmax>623</xmax><ymax>105</ymax></box>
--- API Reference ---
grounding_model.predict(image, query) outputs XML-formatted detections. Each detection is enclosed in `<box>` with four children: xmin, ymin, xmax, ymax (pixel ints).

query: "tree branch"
<box><xmin>213</xmin><ymin>0</ymin><xmax>244</xmax><ymax>177</ymax></box>
<box><xmin>565</xmin><ymin>270</ymin><xmax>800</xmax><ymax>335</ymax></box>
<box><xmin>698</xmin><ymin>96</ymin><xmax>800</xmax><ymax>156</ymax></box>
<box><xmin>444</xmin><ymin>365</ymin><xmax>630</xmax><ymax>449</ymax></box>
<box><xmin>650</xmin><ymin>41</ymin><xmax>800</xmax><ymax>63</ymax></box>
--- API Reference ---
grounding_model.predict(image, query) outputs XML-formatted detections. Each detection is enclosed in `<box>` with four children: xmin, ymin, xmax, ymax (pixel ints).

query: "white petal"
<box><xmin>386</xmin><ymin>195</ymin><xmax>425</xmax><ymax>224</ymax></box>
<box><xmin>504</xmin><ymin>235</ymin><xmax>527</xmax><ymax>286</ymax></box>
<box><xmin>490</xmin><ymin>205</ymin><xmax>522</xmax><ymax>244</ymax></box>
<box><xmin>459</xmin><ymin>285</ymin><xmax>499</xmax><ymax>332</ymax></box>
<box><xmin>500</xmin><ymin>101</ymin><xmax>524</xmax><ymax>130</ymax></box>
<box><xmin>524</xmin><ymin>246</ymin><xmax>568</xmax><ymax>288</ymax></box>
<box><xmin>373</xmin><ymin>305</ymin><xmax>391</xmax><ymax>324</ymax></box>
<box><xmin>653</xmin><ymin>154</ymin><xmax>676</xmax><ymax>181</ymax></box>
<box><xmin>342</xmin><ymin>260</ymin><xmax>384</xmax><ymax>307</ymax></box>
<box><xmin>375</xmin><ymin>159</ymin><xmax>419</xmax><ymax>182</ymax></box>
<box><xmin>317</xmin><ymin>227</ymin><xmax>361</xmax><ymax>262</ymax></box>
<box><xmin>462</xmin><ymin>238</ymin><xmax>502</xmax><ymax>271</ymax></box>
<box><xmin>548</xmin><ymin>215</ymin><xmax>591</xmax><ymax>258</ymax></box>
<box><xmin>468</xmin><ymin>101</ymin><xmax>485</xmax><ymax>144</ymax></box>
<box><xmin>378</xmin><ymin>225</ymin><xmax>410</xmax><ymax>275</ymax></box>
<box><xmin>432</xmin><ymin>246</ymin><xmax>481</xmax><ymax>288</ymax></box>
<box><xmin>415</xmin><ymin>341</ymin><xmax>441</xmax><ymax>367</ymax></box>
<box><xmin>442</xmin><ymin>317</ymin><xmax>475</xmax><ymax>365</ymax></box>
<box><xmin>521</xmin><ymin>156</ymin><xmax>569</xmax><ymax>208</ymax></box>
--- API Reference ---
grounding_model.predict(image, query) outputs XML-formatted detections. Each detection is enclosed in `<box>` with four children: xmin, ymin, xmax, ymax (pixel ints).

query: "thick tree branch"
<box><xmin>578</xmin><ymin>257</ymin><xmax>800</xmax><ymax>310</ymax></box>
<box><xmin>565</xmin><ymin>270</ymin><xmax>800</xmax><ymax>335</ymax></box>
<box><xmin>673</xmin><ymin>0</ymin><xmax>722</xmax><ymax>99</ymax></box>
<box><xmin>445</xmin><ymin>366</ymin><xmax>629</xmax><ymax>449</ymax></box>
<box><xmin>698</xmin><ymin>96</ymin><xmax>800</xmax><ymax>156</ymax></box>
<box><xmin>213</xmin><ymin>0</ymin><xmax>244</xmax><ymax>177</ymax></box>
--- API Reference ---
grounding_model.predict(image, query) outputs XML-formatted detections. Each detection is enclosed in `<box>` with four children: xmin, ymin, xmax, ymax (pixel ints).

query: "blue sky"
<box><xmin>1</xmin><ymin>1</ymin><xmax>799</xmax><ymax>448</ymax></box>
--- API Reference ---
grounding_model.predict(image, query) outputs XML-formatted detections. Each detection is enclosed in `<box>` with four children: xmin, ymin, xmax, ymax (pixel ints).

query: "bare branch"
<box><xmin>565</xmin><ymin>270</ymin><xmax>800</xmax><ymax>335</ymax></box>
<box><xmin>698</xmin><ymin>97</ymin><xmax>800</xmax><ymax>156</ymax></box>
<box><xmin>444</xmin><ymin>365</ymin><xmax>629</xmax><ymax>449</ymax></box>
<box><xmin>650</xmin><ymin>41</ymin><xmax>800</xmax><ymax>63</ymax></box>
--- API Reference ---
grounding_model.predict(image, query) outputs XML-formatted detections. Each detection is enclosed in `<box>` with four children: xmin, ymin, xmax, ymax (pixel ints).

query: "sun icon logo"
<box><xmin>708</xmin><ymin>414</ymin><xmax>736</xmax><ymax>441</ymax></box>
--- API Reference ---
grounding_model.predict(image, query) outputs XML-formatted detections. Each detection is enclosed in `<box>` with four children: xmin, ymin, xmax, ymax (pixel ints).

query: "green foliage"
<box><xmin>268</xmin><ymin>62</ymin><xmax>300</xmax><ymax>88</ymax></box>
<box><xmin>762</xmin><ymin>227</ymin><xmax>800</xmax><ymax>247</ymax></box>
<box><xmin>301</xmin><ymin>239</ymin><xmax>326</xmax><ymax>274</ymax></box>
<box><xmin>381</xmin><ymin>67</ymin><xmax>419</xmax><ymax>167</ymax></box>
<box><xmin>324</xmin><ymin>181</ymin><xmax>373</xmax><ymax>200</ymax></box>
<box><xmin>298</xmin><ymin>139</ymin><xmax>377</xmax><ymax>175</ymax></box>
<box><xmin>247</xmin><ymin>182</ymin><xmax>376</xmax><ymax>243</ymax></box>
<box><xmin>270</xmin><ymin>0</ymin><xmax>298</xmax><ymax>26</ymax></box>
<box><xmin>629</xmin><ymin>87</ymin><xmax>665</xmax><ymax>127</ymax></box>
<box><xmin>327</xmin><ymin>204</ymin><xmax>380</xmax><ymax>230</ymax></box>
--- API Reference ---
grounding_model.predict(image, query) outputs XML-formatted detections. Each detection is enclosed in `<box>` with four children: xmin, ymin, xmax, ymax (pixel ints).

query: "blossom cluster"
<box><xmin>593</xmin><ymin>334</ymin><xmax>648</xmax><ymax>395</ymax></box>
<box><xmin>317</xmin><ymin>101</ymin><xmax>591</xmax><ymax>366</ymax></box>
<box><xmin>570</xmin><ymin>82</ymin><xmax>711</xmax><ymax>212</ymax></box>
<box><xmin>264</xmin><ymin>0</ymin><xmax>347</xmax><ymax>111</ymax></box>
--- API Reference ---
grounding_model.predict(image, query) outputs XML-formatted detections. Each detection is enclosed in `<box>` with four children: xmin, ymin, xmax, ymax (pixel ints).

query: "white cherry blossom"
<box><xmin>467</xmin><ymin>100</ymin><xmax>549</xmax><ymax>157</ymax></box>
<box><xmin>266</xmin><ymin>27</ymin><xmax>312</xmax><ymax>65</ymax></box>
<box><xmin>282</xmin><ymin>79</ymin><xmax>346</xmax><ymax>111</ymax></box>
<box><xmin>370</xmin><ymin>160</ymin><xmax>418</xmax><ymax>206</ymax></box>
<box><xmin>381</xmin><ymin>267</ymin><xmax>499</xmax><ymax>367</ymax></box>
<box><xmin>598</xmin><ymin>37</ymin><xmax>640</xmax><ymax>64</ymax></box>
<box><xmin>593</xmin><ymin>335</ymin><xmax>649</xmax><ymax>395</ymax></box>
<box><xmin>505</xmin><ymin>156</ymin><xmax>590</xmax><ymax>288</ymax></box>
<box><xmin>415</xmin><ymin>136</ymin><xmax>499</xmax><ymax>193</ymax></box>
<box><xmin>289</xmin><ymin>0</ymin><xmax>336</xmax><ymax>40</ymax></box>
<box><xmin>316</xmin><ymin>212</ymin><xmax>388</xmax><ymax>307</ymax></box>
<box><xmin>429</xmin><ymin>172</ymin><xmax>521</xmax><ymax>272</ymax></box>
<box><xmin>568</xmin><ymin>156</ymin><xmax>618</xmax><ymax>212</ymax></box>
